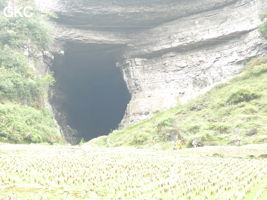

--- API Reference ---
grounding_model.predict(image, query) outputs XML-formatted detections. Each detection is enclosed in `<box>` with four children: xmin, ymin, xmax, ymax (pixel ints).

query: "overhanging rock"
<box><xmin>35</xmin><ymin>0</ymin><xmax>267</xmax><ymax>130</ymax></box>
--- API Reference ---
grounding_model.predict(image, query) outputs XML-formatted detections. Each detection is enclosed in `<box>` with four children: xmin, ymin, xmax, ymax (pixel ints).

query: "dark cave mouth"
<box><xmin>51</xmin><ymin>43</ymin><xmax>131</xmax><ymax>143</ymax></box>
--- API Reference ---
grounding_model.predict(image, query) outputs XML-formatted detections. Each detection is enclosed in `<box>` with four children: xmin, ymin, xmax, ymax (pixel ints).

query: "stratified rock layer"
<box><xmin>35</xmin><ymin>0</ymin><xmax>267</xmax><ymax>127</ymax></box>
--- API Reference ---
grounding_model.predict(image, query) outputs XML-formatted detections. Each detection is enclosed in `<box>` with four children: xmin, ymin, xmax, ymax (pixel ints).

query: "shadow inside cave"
<box><xmin>51</xmin><ymin>43</ymin><xmax>131</xmax><ymax>143</ymax></box>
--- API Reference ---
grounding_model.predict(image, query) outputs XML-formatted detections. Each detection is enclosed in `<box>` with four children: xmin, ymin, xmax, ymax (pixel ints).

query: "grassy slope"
<box><xmin>91</xmin><ymin>57</ymin><xmax>267</xmax><ymax>149</ymax></box>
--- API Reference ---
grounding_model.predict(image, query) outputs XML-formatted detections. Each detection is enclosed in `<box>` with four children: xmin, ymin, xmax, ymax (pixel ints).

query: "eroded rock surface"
<box><xmin>35</xmin><ymin>0</ymin><xmax>267</xmax><ymax>128</ymax></box>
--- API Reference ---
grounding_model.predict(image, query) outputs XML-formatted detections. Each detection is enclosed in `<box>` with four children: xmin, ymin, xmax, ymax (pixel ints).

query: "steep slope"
<box><xmin>91</xmin><ymin>56</ymin><xmax>267</xmax><ymax>149</ymax></box>
<box><xmin>0</xmin><ymin>0</ymin><xmax>62</xmax><ymax>143</ymax></box>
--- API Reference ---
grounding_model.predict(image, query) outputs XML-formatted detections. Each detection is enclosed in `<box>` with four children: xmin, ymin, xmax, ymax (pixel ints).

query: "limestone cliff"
<box><xmin>35</xmin><ymin>0</ymin><xmax>267</xmax><ymax>127</ymax></box>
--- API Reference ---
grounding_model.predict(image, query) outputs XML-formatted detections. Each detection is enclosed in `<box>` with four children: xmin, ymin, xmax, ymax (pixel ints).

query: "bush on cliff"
<box><xmin>0</xmin><ymin>104</ymin><xmax>62</xmax><ymax>144</ymax></box>
<box><xmin>0</xmin><ymin>0</ymin><xmax>62</xmax><ymax>144</ymax></box>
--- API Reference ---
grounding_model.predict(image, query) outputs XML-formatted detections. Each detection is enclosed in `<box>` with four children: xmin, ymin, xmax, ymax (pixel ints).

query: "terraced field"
<box><xmin>0</xmin><ymin>144</ymin><xmax>266</xmax><ymax>200</ymax></box>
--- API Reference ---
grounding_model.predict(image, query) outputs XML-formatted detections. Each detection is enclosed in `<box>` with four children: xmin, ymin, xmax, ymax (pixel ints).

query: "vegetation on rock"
<box><xmin>0</xmin><ymin>0</ymin><xmax>62</xmax><ymax>144</ymax></box>
<box><xmin>259</xmin><ymin>13</ymin><xmax>267</xmax><ymax>38</ymax></box>
<box><xmin>92</xmin><ymin>57</ymin><xmax>267</xmax><ymax>149</ymax></box>
<box><xmin>0</xmin><ymin>104</ymin><xmax>61</xmax><ymax>143</ymax></box>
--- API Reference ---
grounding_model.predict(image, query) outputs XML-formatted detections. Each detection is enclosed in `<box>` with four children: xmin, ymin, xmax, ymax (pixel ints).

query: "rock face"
<box><xmin>35</xmin><ymin>0</ymin><xmax>267</xmax><ymax>127</ymax></box>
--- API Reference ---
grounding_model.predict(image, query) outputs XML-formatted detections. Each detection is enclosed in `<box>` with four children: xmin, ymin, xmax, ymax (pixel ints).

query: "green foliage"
<box><xmin>0</xmin><ymin>1</ymin><xmax>55</xmax><ymax>107</ymax></box>
<box><xmin>0</xmin><ymin>47</ymin><xmax>54</xmax><ymax>106</ymax></box>
<box><xmin>130</xmin><ymin>132</ymin><xmax>150</xmax><ymax>145</ymax></box>
<box><xmin>248</xmin><ymin>63</ymin><xmax>267</xmax><ymax>76</ymax></box>
<box><xmin>187</xmin><ymin>125</ymin><xmax>201</xmax><ymax>134</ymax></box>
<box><xmin>157</xmin><ymin>118</ymin><xmax>174</xmax><ymax>128</ymax></box>
<box><xmin>212</xmin><ymin>153</ymin><xmax>224</xmax><ymax>158</ymax></box>
<box><xmin>199</xmin><ymin>133</ymin><xmax>222</xmax><ymax>146</ymax></box>
<box><xmin>226</xmin><ymin>89</ymin><xmax>260</xmax><ymax>105</ymax></box>
<box><xmin>259</xmin><ymin>12</ymin><xmax>267</xmax><ymax>39</ymax></box>
<box><xmin>0</xmin><ymin>103</ymin><xmax>62</xmax><ymax>144</ymax></box>
<box><xmin>208</xmin><ymin>123</ymin><xmax>231</xmax><ymax>134</ymax></box>
<box><xmin>259</xmin><ymin>22</ymin><xmax>267</xmax><ymax>38</ymax></box>
<box><xmin>0</xmin><ymin>0</ymin><xmax>61</xmax><ymax>144</ymax></box>
<box><xmin>92</xmin><ymin>59</ymin><xmax>267</xmax><ymax>149</ymax></box>
<box><xmin>0</xmin><ymin>2</ymin><xmax>53</xmax><ymax>50</ymax></box>
<box><xmin>79</xmin><ymin>138</ymin><xmax>86</xmax><ymax>145</ymax></box>
<box><xmin>246</xmin><ymin>56</ymin><xmax>267</xmax><ymax>68</ymax></box>
<box><xmin>0</xmin><ymin>46</ymin><xmax>29</xmax><ymax>74</ymax></box>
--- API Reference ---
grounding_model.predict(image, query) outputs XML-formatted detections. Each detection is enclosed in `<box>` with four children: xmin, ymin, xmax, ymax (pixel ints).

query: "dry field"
<box><xmin>0</xmin><ymin>144</ymin><xmax>266</xmax><ymax>200</ymax></box>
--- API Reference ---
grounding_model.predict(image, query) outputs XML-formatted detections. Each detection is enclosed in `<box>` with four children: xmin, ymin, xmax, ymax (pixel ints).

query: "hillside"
<box><xmin>0</xmin><ymin>0</ymin><xmax>62</xmax><ymax>144</ymax></box>
<box><xmin>91</xmin><ymin>57</ymin><xmax>267</xmax><ymax>149</ymax></box>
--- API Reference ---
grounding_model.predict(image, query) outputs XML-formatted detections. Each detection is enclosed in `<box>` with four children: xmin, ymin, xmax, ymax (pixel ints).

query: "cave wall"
<box><xmin>35</xmin><ymin>0</ymin><xmax>267</xmax><ymax>129</ymax></box>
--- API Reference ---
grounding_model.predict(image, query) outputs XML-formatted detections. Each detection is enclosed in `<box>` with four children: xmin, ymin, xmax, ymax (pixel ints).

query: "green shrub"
<box><xmin>212</xmin><ymin>153</ymin><xmax>224</xmax><ymax>158</ymax></box>
<box><xmin>259</xmin><ymin>22</ymin><xmax>267</xmax><ymax>39</ymax></box>
<box><xmin>0</xmin><ymin>103</ymin><xmax>62</xmax><ymax>144</ymax></box>
<box><xmin>0</xmin><ymin>0</ymin><xmax>57</xmax><ymax>144</ymax></box>
<box><xmin>0</xmin><ymin>46</ymin><xmax>54</xmax><ymax>106</ymax></box>
<box><xmin>209</xmin><ymin>123</ymin><xmax>231</xmax><ymax>134</ymax></box>
<box><xmin>241</xmin><ymin>104</ymin><xmax>258</xmax><ymax>114</ymax></box>
<box><xmin>187</xmin><ymin>125</ymin><xmax>201</xmax><ymax>134</ymax></box>
<box><xmin>259</xmin><ymin>12</ymin><xmax>267</xmax><ymax>38</ymax></box>
<box><xmin>157</xmin><ymin>127</ymin><xmax>181</xmax><ymax>142</ymax></box>
<box><xmin>0</xmin><ymin>46</ymin><xmax>29</xmax><ymax>74</ymax></box>
<box><xmin>79</xmin><ymin>138</ymin><xmax>86</xmax><ymax>145</ymax></box>
<box><xmin>0</xmin><ymin>4</ymin><xmax>54</xmax><ymax>106</ymax></box>
<box><xmin>0</xmin><ymin>7</ymin><xmax>53</xmax><ymax>50</ymax></box>
<box><xmin>200</xmin><ymin>133</ymin><xmax>222</xmax><ymax>145</ymax></box>
<box><xmin>186</xmin><ymin>140</ymin><xmax>193</xmax><ymax>148</ymax></box>
<box><xmin>130</xmin><ymin>132</ymin><xmax>150</xmax><ymax>145</ymax></box>
<box><xmin>248</xmin><ymin>64</ymin><xmax>267</xmax><ymax>77</ymax></box>
<box><xmin>226</xmin><ymin>89</ymin><xmax>260</xmax><ymax>105</ymax></box>
<box><xmin>157</xmin><ymin>118</ymin><xmax>174</xmax><ymax>128</ymax></box>
<box><xmin>246</xmin><ymin>56</ymin><xmax>267</xmax><ymax>68</ymax></box>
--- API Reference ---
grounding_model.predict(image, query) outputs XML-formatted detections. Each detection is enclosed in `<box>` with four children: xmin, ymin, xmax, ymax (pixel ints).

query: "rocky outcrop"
<box><xmin>35</xmin><ymin>0</ymin><xmax>267</xmax><ymax>127</ymax></box>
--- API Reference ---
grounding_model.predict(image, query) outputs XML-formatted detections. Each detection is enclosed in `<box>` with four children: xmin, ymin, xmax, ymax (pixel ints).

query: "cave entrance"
<box><xmin>51</xmin><ymin>43</ymin><xmax>131</xmax><ymax>143</ymax></box>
